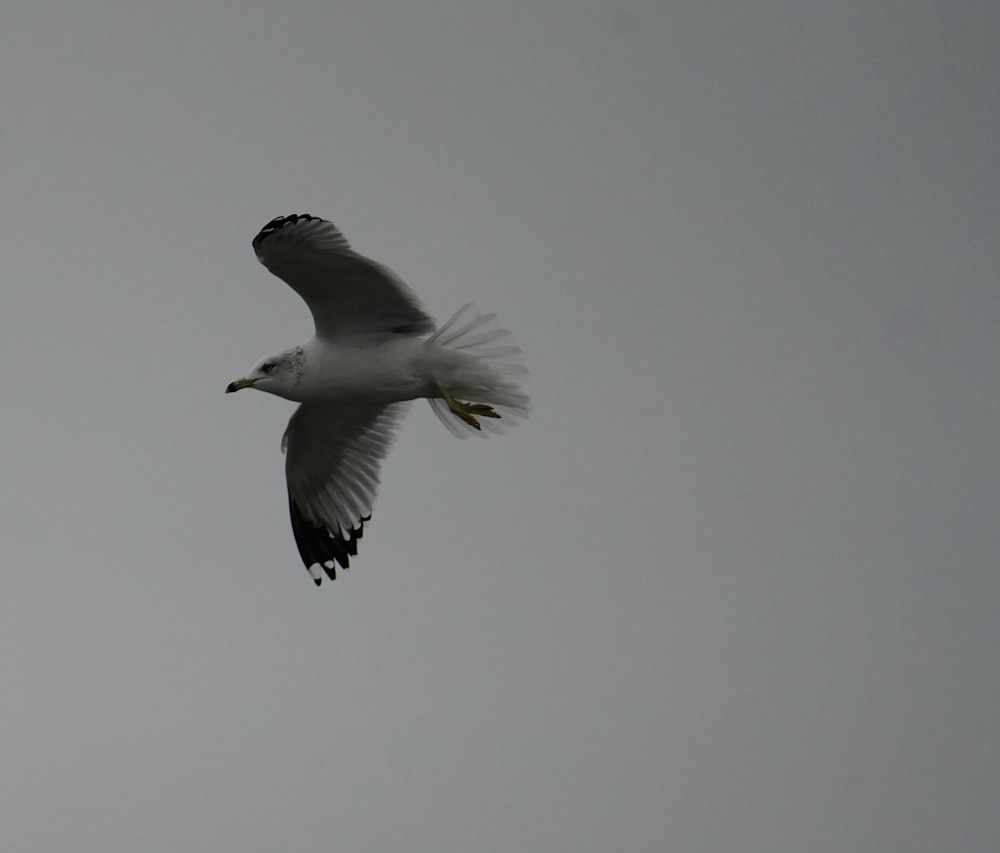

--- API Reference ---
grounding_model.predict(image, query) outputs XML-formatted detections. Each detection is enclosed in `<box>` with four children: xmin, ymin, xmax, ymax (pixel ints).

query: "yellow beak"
<box><xmin>225</xmin><ymin>377</ymin><xmax>256</xmax><ymax>393</ymax></box>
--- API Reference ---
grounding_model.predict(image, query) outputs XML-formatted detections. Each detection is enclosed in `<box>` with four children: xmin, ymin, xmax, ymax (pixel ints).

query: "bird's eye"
<box><xmin>261</xmin><ymin>362</ymin><xmax>275</xmax><ymax>374</ymax></box>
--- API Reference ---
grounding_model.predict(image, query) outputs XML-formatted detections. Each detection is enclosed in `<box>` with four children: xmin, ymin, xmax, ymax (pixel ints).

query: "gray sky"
<box><xmin>1</xmin><ymin>1</ymin><xmax>998</xmax><ymax>850</ymax></box>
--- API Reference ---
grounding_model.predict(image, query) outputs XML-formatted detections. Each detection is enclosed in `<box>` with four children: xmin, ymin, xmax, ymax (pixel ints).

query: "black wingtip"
<box><xmin>313</xmin><ymin>577</ymin><xmax>322</xmax><ymax>587</ymax></box>
<box><xmin>252</xmin><ymin>214</ymin><xmax>322</xmax><ymax>251</ymax></box>
<box><xmin>289</xmin><ymin>495</ymin><xmax>368</xmax><ymax>582</ymax></box>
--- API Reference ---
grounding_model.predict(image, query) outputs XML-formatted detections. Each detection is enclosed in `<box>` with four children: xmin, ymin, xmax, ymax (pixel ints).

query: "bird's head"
<box><xmin>226</xmin><ymin>347</ymin><xmax>303</xmax><ymax>398</ymax></box>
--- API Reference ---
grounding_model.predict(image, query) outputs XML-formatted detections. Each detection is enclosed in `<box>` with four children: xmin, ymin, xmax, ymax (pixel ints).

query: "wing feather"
<box><xmin>253</xmin><ymin>214</ymin><xmax>436</xmax><ymax>342</ymax></box>
<box><xmin>282</xmin><ymin>401</ymin><xmax>409</xmax><ymax>584</ymax></box>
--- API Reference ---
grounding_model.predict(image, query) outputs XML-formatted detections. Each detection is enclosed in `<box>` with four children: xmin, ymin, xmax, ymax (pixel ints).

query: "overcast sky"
<box><xmin>1</xmin><ymin>2</ymin><xmax>998</xmax><ymax>851</ymax></box>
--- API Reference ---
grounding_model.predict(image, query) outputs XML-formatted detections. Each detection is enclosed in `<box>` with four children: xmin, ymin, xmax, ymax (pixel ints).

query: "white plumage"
<box><xmin>227</xmin><ymin>215</ymin><xmax>529</xmax><ymax>586</ymax></box>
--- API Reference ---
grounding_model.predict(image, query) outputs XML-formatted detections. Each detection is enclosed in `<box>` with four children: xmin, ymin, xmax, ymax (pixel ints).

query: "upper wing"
<box><xmin>253</xmin><ymin>214</ymin><xmax>436</xmax><ymax>342</ymax></box>
<box><xmin>282</xmin><ymin>400</ymin><xmax>410</xmax><ymax>585</ymax></box>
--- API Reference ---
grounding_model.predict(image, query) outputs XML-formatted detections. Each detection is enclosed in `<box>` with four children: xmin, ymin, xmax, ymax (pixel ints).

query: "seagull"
<box><xmin>227</xmin><ymin>214</ymin><xmax>530</xmax><ymax>586</ymax></box>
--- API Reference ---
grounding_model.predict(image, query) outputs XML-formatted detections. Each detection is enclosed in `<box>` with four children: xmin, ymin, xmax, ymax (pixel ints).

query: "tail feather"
<box><xmin>427</xmin><ymin>303</ymin><xmax>483</xmax><ymax>346</ymax></box>
<box><xmin>426</xmin><ymin>303</ymin><xmax>530</xmax><ymax>439</ymax></box>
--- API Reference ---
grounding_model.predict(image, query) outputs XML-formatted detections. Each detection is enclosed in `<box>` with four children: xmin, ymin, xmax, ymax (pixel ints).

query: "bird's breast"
<box><xmin>296</xmin><ymin>338</ymin><xmax>435</xmax><ymax>404</ymax></box>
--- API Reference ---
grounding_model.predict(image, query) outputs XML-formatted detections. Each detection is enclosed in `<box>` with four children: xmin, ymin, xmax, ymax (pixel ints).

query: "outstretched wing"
<box><xmin>282</xmin><ymin>401</ymin><xmax>410</xmax><ymax>585</ymax></box>
<box><xmin>253</xmin><ymin>214</ymin><xmax>436</xmax><ymax>342</ymax></box>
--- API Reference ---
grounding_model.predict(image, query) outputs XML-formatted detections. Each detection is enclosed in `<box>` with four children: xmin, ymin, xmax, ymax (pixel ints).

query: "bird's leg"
<box><xmin>439</xmin><ymin>386</ymin><xmax>500</xmax><ymax>430</ymax></box>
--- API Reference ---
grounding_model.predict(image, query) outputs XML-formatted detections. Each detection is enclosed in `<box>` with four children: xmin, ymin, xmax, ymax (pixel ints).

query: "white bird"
<box><xmin>227</xmin><ymin>215</ymin><xmax>530</xmax><ymax>586</ymax></box>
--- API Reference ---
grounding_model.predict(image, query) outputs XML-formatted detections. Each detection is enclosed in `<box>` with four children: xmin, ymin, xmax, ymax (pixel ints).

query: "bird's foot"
<box><xmin>440</xmin><ymin>387</ymin><xmax>500</xmax><ymax>430</ymax></box>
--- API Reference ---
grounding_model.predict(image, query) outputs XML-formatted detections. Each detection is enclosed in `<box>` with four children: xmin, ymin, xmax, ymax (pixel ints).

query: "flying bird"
<box><xmin>227</xmin><ymin>215</ymin><xmax>530</xmax><ymax>585</ymax></box>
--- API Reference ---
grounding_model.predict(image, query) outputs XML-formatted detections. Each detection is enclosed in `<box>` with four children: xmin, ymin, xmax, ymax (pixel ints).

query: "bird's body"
<box><xmin>284</xmin><ymin>336</ymin><xmax>467</xmax><ymax>405</ymax></box>
<box><xmin>228</xmin><ymin>214</ymin><xmax>529</xmax><ymax>585</ymax></box>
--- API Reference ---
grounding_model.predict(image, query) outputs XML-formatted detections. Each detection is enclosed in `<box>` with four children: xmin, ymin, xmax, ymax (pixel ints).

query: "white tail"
<box><xmin>426</xmin><ymin>303</ymin><xmax>531</xmax><ymax>439</ymax></box>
